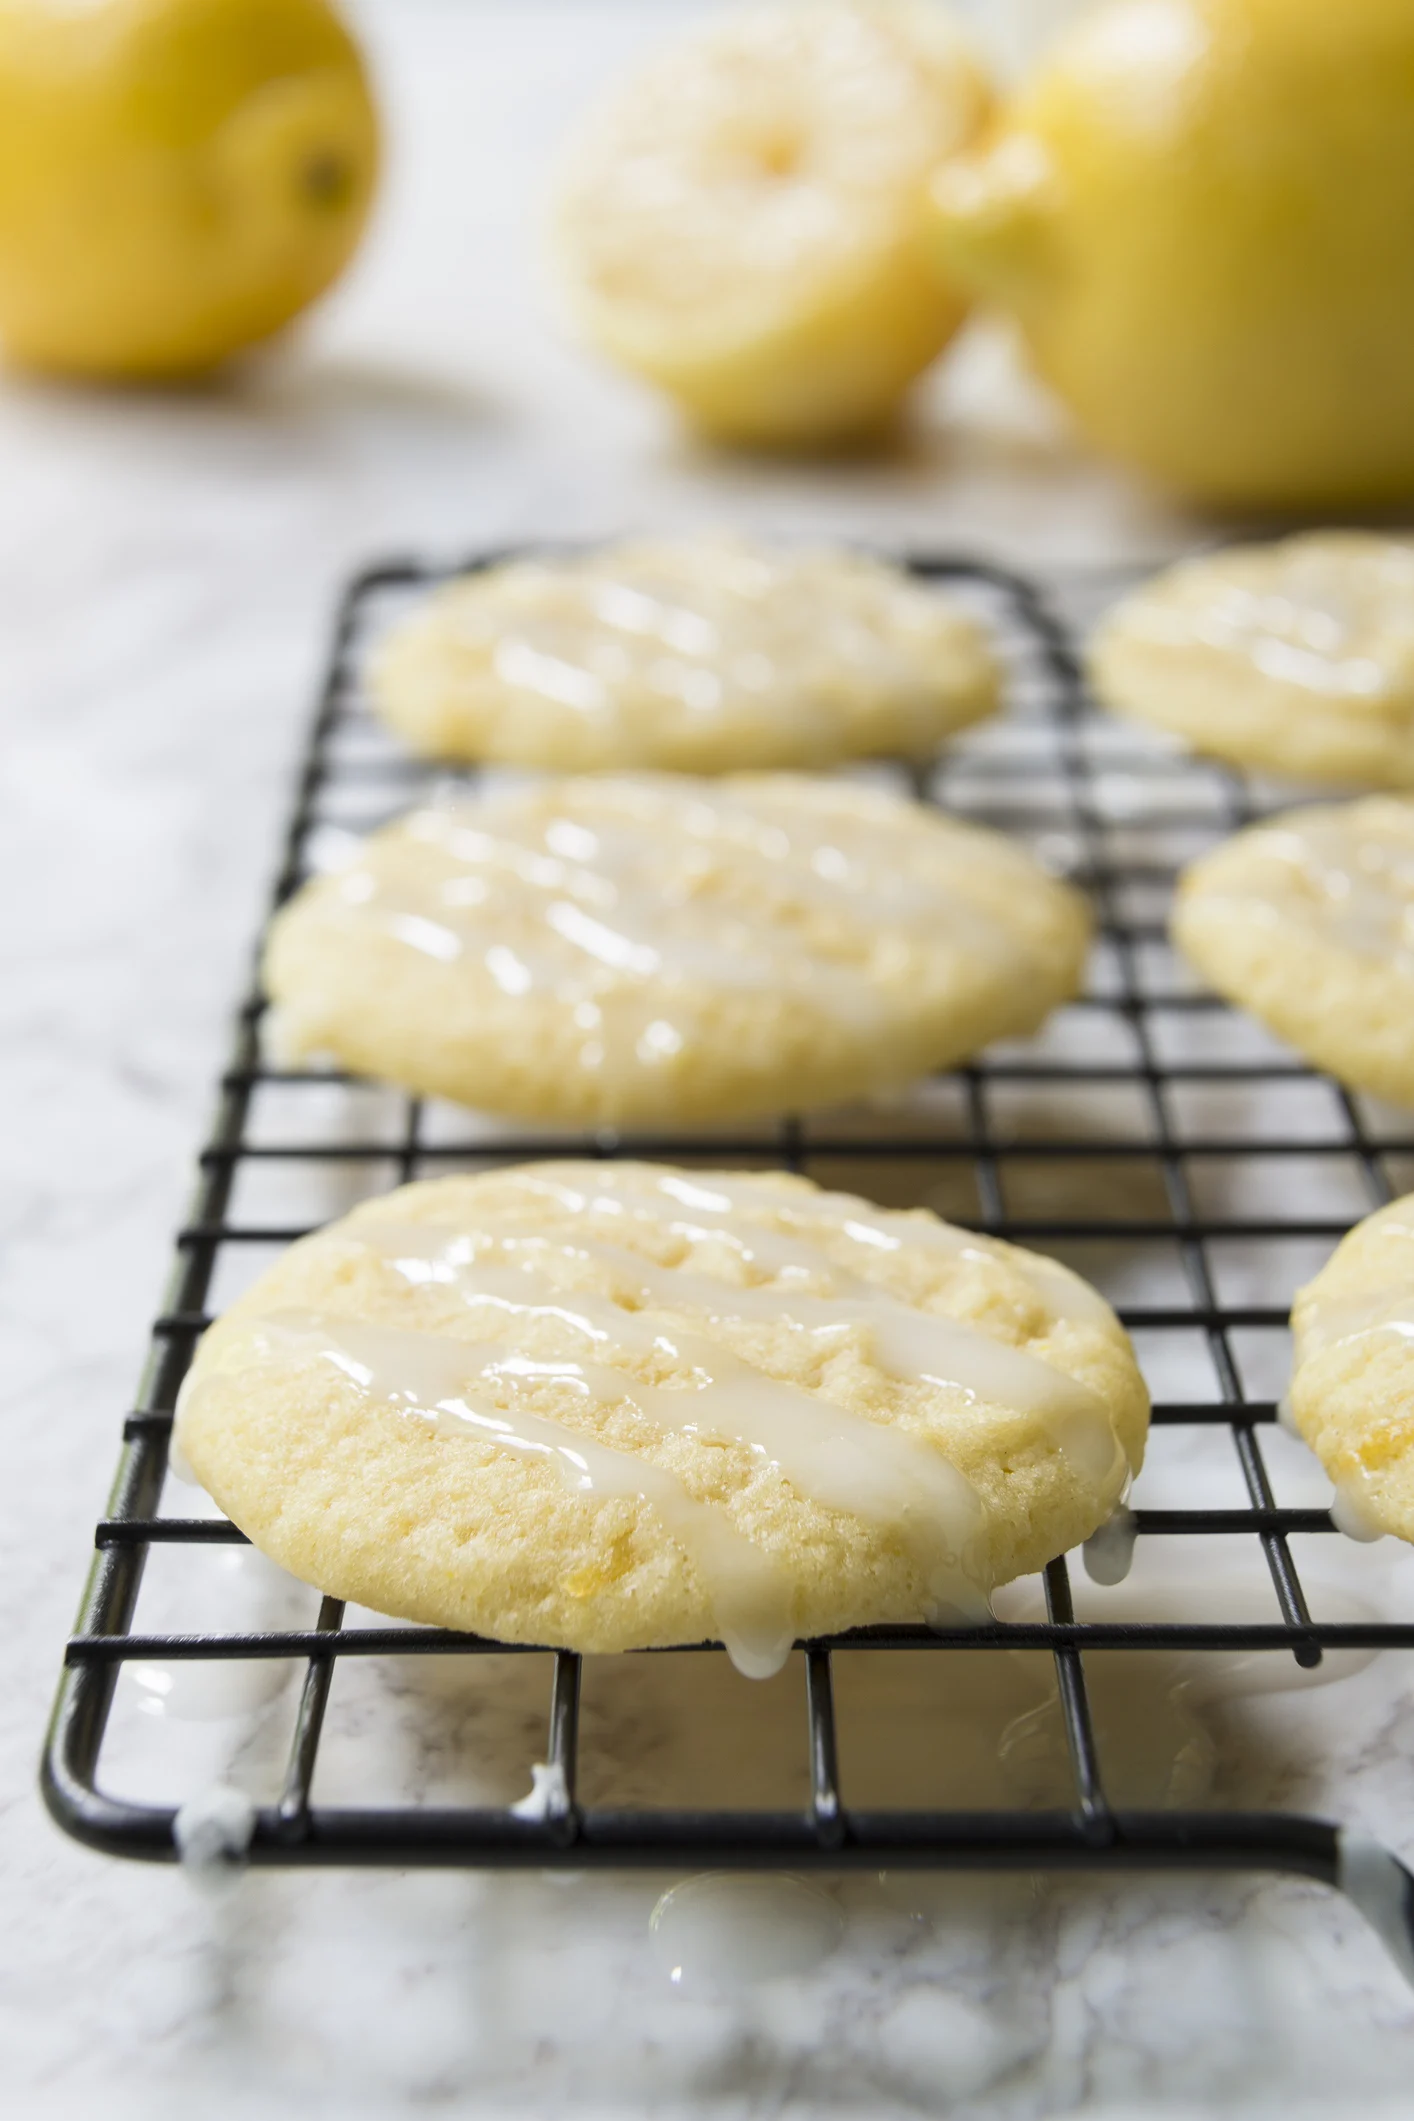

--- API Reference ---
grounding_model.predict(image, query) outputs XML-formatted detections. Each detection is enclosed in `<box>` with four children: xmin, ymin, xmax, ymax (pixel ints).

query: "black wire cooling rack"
<box><xmin>41</xmin><ymin>553</ymin><xmax>1414</xmax><ymax>1954</ymax></box>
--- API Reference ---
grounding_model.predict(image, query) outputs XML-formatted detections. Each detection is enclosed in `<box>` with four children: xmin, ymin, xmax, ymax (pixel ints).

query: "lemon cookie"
<box><xmin>1290</xmin><ymin>1194</ymin><xmax>1414</xmax><ymax>1544</ymax></box>
<box><xmin>551</xmin><ymin>0</ymin><xmax>991</xmax><ymax>445</ymax></box>
<box><xmin>176</xmin><ymin>1163</ymin><xmax>1148</xmax><ymax>1664</ymax></box>
<box><xmin>1172</xmin><ymin>796</ymin><xmax>1414</xmax><ymax>1104</ymax></box>
<box><xmin>265</xmin><ymin>774</ymin><xmax>1091</xmax><ymax>1126</ymax></box>
<box><xmin>1090</xmin><ymin>535</ymin><xmax>1414</xmax><ymax>787</ymax></box>
<box><xmin>371</xmin><ymin>537</ymin><xmax>998</xmax><ymax>772</ymax></box>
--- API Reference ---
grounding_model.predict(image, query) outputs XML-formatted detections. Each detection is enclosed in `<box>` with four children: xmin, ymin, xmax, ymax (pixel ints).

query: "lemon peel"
<box><xmin>0</xmin><ymin>0</ymin><xmax>379</xmax><ymax>379</ymax></box>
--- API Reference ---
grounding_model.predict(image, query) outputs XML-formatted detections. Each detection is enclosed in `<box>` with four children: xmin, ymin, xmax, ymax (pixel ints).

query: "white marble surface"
<box><xmin>6</xmin><ymin>3</ymin><xmax>1414</xmax><ymax>2115</ymax></box>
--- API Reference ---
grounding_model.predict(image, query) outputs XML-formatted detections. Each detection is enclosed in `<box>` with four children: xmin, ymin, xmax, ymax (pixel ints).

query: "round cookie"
<box><xmin>176</xmin><ymin>1162</ymin><xmax>1149</xmax><ymax>1665</ymax></box>
<box><xmin>265</xmin><ymin>773</ymin><xmax>1091</xmax><ymax>1127</ymax></box>
<box><xmin>370</xmin><ymin>537</ymin><xmax>998</xmax><ymax>772</ymax></box>
<box><xmin>1290</xmin><ymin>1194</ymin><xmax>1414</xmax><ymax>1544</ymax></box>
<box><xmin>1089</xmin><ymin>533</ymin><xmax>1414</xmax><ymax>788</ymax></box>
<box><xmin>1173</xmin><ymin>796</ymin><xmax>1414</xmax><ymax>1104</ymax></box>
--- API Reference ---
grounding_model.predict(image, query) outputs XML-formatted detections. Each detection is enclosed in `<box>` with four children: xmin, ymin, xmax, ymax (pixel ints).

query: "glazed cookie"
<box><xmin>177</xmin><ymin>1163</ymin><xmax>1148</xmax><ymax>1664</ymax></box>
<box><xmin>1290</xmin><ymin>1194</ymin><xmax>1414</xmax><ymax>1544</ymax></box>
<box><xmin>1173</xmin><ymin>797</ymin><xmax>1414</xmax><ymax>1104</ymax></box>
<box><xmin>265</xmin><ymin>773</ymin><xmax>1091</xmax><ymax>1127</ymax></box>
<box><xmin>370</xmin><ymin>537</ymin><xmax>998</xmax><ymax>772</ymax></box>
<box><xmin>1089</xmin><ymin>533</ymin><xmax>1414</xmax><ymax>787</ymax></box>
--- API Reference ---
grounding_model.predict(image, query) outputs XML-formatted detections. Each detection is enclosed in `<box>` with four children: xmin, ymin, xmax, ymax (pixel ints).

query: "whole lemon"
<box><xmin>930</xmin><ymin>0</ymin><xmax>1414</xmax><ymax>508</ymax></box>
<box><xmin>0</xmin><ymin>0</ymin><xmax>379</xmax><ymax>379</ymax></box>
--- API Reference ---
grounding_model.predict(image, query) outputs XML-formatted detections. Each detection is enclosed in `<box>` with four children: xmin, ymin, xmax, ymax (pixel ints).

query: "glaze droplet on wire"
<box><xmin>1083</xmin><ymin>1502</ymin><xmax>1137</xmax><ymax>1586</ymax></box>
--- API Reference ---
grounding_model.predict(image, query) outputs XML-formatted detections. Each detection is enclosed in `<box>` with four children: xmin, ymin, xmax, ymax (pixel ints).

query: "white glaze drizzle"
<box><xmin>310</xmin><ymin>1251</ymin><xmax>993</xmax><ymax>1613</ymax></box>
<box><xmin>358</xmin><ymin>1211</ymin><xmax>1123</xmax><ymax>1496</ymax></box>
<box><xmin>512</xmin><ymin>1165</ymin><xmax>1117</xmax><ymax>1329</ymax></box>
<box><xmin>518</xmin><ymin>1167</ymin><xmax>1123</xmax><ymax>1474</ymax></box>
<box><xmin>1293</xmin><ymin>1284</ymin><xmax>1414</xmax><ymax>1360</ymax></box>
<box><xmin>195</xmin><ymin>1311</ymin><xmax>797</xmax><ymax>1679</ymax></box>
<box><xmin>181</xmin><ymin>1169</ymin><xmax>1132</xmax><ymax>1668</ymax></box>
<box><xmin>396</xmin><ymin>538</ymin><xmax>988</xmax><ymax>747</ymax></box>
<box><xmin>1197</xmin><ymin>801</ymin><xmax>1414</xmax><ymax>978</ymax></box>
<box><xmin>1125</xmin><ymin>536</ymin><xmax>1414</xmax><ymax>704</ymax></box>
<box><xmin>349</xmin><ymin>1161</ymin><xmax>1125</xmax><ymax>1490</ymax></box>
<box><xmin>319</xmin><ymin>782</ymin><xmax>1050</xmax><ymax>1023</ymax></box>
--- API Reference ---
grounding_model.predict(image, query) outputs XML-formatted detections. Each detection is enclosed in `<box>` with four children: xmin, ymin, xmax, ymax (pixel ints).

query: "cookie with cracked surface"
<box><xmin>1173</xmin><ymin>796</ymin><xmax>1414</xmax><ymax>1105</ymax></box>
<box><xmin>1290</xmin><ymin>1194</ymin><xmax>1414</xmax><ymax>1544</ymax></box>
<box><xmin>371</xmin><ymin>537</ymin><xmax>998</xmax><ymax>772</ymax></box>
<box><xmin>176</xmin><ymin>1162</ymin><xmax>1149</xmax><ymax>1667</ymax></box>
<box><xmin>1090</xmin><ymin>534</ymin><xmax>1414</xmax><ymax>788</ymax></box>
<box><xmin>265</xmin><ymin>772</ymin><xmax>1091</xmax><ymax>1127</ymax></box>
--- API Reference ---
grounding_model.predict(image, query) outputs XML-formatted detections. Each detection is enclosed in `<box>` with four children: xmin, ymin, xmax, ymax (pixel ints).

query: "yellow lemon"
<box><xmin>552</xmin><ymin>0</ymin><xmax>992</xmax><ymax>448</ymax></box>
<box><xmin>0</xmin><ymin>0</ymin><xmax>379</xmax><ymax>380</ymax></box>
<box><xmin>929</xmin><ymin>0</ymin><xmax>1414</xmax><ymax>508</ymax></box>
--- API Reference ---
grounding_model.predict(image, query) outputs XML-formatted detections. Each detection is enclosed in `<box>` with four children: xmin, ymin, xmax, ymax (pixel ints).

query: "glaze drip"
<box><xmin>195</xmin><ymin>1310</ymin><xmax>798</xmax><ymax>1679</ymax></box>
<box><xmin>175</xmin><ymin>1167</ymin><xmax>1136</xmax><ymax>1669</ymax></box>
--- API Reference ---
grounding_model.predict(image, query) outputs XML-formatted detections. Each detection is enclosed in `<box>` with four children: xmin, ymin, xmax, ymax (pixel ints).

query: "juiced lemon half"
<box><xmin>551</xmin><ymin>0</ymin><xmax>992</xmax><ymax>446</ymax></box>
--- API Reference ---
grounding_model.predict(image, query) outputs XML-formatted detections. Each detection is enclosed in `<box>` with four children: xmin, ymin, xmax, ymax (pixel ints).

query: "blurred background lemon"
<box><xmin>0</xmin><ymin>0</ymin><xmax>1406</xmax><ymax>506</ymax></box>
<box><xmin>551</xmin><ymin>0</ymin><xmax>993</xmax><ymax>449</ymax></box>
<box><xmin>0</xmin><ymin>0</ymin><xmax>379</xmax><ymax>380</ymax></box>
<box><xmin>931</xmin><ymin>0</ymin><xmax>1414</xmax><ymax>508</ymax></box>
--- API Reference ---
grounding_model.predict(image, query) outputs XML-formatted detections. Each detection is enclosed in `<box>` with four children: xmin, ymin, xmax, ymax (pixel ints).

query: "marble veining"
<box><xmin>7</xmin><ymin>3</ymin><xmax>1414</xmax><ymax>2116</ymax></box>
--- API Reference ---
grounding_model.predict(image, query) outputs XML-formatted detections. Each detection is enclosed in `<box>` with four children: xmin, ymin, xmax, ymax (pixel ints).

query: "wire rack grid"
<box><xmin>40</xmin><ymin>552</ymin><xmax>1414</xmax><ymax>1936</ymax></box>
